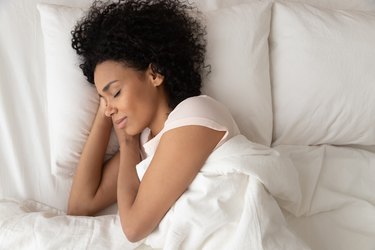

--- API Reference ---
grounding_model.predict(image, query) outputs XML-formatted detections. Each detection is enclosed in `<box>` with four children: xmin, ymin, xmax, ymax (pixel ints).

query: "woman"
<box><xmin>67</xmin><ymin>0</ymin><xmax>240</xmax><ymax>243</ymax></box>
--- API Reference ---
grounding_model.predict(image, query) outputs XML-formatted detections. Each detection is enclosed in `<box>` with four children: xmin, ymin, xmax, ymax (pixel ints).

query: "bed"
<box><xmin>0</xmin><ymin>0</ymin><xmax>374</xmax><ymax>249</ymax></box>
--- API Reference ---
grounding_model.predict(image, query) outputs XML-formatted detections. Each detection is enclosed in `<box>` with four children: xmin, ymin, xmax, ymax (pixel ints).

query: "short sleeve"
<box><xmin>140</xmin><ymin>95</ymin><xmax>240</xmax><ymax>162</ymax></box>
<box><xmin>164</xmin><ymin>95</ymin><xmax>239</xmax><ymax>139</ymax></box>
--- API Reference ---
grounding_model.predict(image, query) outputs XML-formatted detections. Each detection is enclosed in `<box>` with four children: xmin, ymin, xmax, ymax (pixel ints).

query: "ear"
<box><xmin>147</xmin><ymin>63</ymin><xmax>164</xmax><ymax>87</ymax></box>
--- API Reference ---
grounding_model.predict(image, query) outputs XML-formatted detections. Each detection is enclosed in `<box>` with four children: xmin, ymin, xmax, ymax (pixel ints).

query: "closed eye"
<box><xmin>114</xmin><ymin>90</ymin><xmax>121</xmax><ymax>98</ymax></box>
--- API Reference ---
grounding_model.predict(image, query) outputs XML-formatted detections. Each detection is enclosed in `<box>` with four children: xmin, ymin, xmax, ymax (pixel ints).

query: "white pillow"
<box><xmin>202</xmin><ymin>1</ymin><xmax>273</xmax><ymax>146</ymax></box>
<box><xmin>38</xmin><ymin>3</ymin><xmax>119</xmax><ymax>177</ymax></box>
<box><xmin>270</xmin><ymin>2</ymin><xmax>375</xmax><ymax>146</ymax></box>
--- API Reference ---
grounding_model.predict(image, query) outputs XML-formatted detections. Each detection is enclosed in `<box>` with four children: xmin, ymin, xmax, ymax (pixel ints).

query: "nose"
<box><xmin>104</xmin><ymin>103</ymin><xmax>116</xmax><ymax>117</ymax></box>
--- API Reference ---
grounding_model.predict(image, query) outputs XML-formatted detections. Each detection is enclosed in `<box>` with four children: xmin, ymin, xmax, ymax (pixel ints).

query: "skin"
<box><xmin>67</xmin><ymin>60</ymin><xmax>225</xmax><ymax>242</ymax></box>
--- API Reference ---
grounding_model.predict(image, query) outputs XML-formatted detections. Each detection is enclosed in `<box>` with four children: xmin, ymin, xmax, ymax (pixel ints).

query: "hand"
<box><xmin>92</xmin><ymin>97</ymin><xmax>113</xmax><ymax>130</ymax></box>
<box><xmin>96</xmin><ymin>97</ymin><xmax>113</xmax><ymax>127</ymax></box>
<box><xmin>98</xmin><ymin>97</ymin><xmax>108</xmax><ymax>117</ymax></box>
<box><xmin>112</xmin><ymin>118</ymin><xmax>140</xmax><ymax>150</ymax></box>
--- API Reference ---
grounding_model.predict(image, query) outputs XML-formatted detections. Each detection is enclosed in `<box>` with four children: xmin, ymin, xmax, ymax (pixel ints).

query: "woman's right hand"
<box><xmin>97</xmin><ymin>97</ymin><xmax>113</xmax><ymax>123</ymax></box>
<box><xmin>98</xmin><ymin>97</ymin><xmax>108</xmax><ymax>116</ymax></box>
<box><xmin>94</xmin><ymin>97</ymin><xmax>113</xmax><ymax>129</ymax></box>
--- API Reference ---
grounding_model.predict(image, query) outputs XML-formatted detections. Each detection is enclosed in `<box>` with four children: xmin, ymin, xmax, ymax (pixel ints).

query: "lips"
<box><xmin>115</xmin><ymin>116</ymin><xmax>127</xmax><ymax>129</ymax></box>
<box><xmin>115</xmin><ymin>117</ymin><xmax>127</xmax><ymax>125</ymax></box>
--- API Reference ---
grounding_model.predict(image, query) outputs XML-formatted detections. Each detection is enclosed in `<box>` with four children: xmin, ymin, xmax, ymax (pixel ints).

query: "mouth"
<box><xmin>115</xmin><ymin>116</ymin><xmax>127</xmax><ymax>129</ymax></box>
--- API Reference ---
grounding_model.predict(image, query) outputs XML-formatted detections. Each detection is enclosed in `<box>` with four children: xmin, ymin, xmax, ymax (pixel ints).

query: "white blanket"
<box><xmin>138</xmin><ymin>135</ymin><xmax>308</xmax><ymax>249</ymax></box>
<box><xmin>0</xmin><ymin>199</ymin><xmax>142</xmax><ymax>250</ymax></box>
<box><xmin>0</xmin><ymin>135</ymin><xmax>308</xmax><ymax>250</ymax></box>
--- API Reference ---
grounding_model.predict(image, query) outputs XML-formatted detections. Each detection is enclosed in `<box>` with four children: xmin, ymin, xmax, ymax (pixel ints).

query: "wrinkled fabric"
<box><xmin>140</xmin><ymin>135</ymin><xmax>309</xmax><ymax>250</ymax></box>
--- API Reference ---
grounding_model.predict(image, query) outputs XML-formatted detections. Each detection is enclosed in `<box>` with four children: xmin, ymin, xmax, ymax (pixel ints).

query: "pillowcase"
<box><xmin>202</xmin><ymin>1</ymin><xmax>273</xmax><ymax>146</ymax></box>
<box><xmin>270</xmin><ymin>1</ymin><xmax>375</xmax><ymax>146</ymax></box>
<box><xmin>38</xmin><ymin>3</ymin><xmax>119</xmax><ymax>177</ymax></box>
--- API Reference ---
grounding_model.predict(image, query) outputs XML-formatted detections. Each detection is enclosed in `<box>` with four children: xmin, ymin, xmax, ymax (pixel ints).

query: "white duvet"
<box><xmin>139</xmin><ymin>135</ymin><xmax>308</xmax><ymax>249</ymax></box>
<box><xmin>0</xmin><ymin>199</ymin><xmax>139</xmax><ymax>250</ymax></box>
<box><xmin>0</xmin><ymin>135</ymin><xmax>309</xmax><ymax>250</ymax></box>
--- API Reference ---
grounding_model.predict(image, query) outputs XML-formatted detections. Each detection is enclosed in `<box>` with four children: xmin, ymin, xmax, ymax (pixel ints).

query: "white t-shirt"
<box><xmin>140</xmin><ymin>95</ymin><xmax>240</xmax><ymax>159</ymax></box>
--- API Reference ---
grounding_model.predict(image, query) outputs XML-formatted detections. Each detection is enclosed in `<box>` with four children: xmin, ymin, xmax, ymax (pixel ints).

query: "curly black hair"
<box><xmin>71</xmin><ymin>0</ymin><xmax>208</xmax><ymax>109</ymax></box>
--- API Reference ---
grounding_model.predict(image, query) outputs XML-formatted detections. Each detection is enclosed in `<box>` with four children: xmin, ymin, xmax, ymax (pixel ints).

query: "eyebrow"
<box><xmin>102</xmin><ymin>80</ymin><xmax>119</xmax><ymax>93</ymax></box>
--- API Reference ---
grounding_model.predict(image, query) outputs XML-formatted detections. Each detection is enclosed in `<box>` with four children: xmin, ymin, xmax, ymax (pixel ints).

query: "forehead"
<box><xmin>94</xmin><ymin>61</ymin><xmax>146</xmax><ymax>90</ymax></box>
<box><xmin>94</xmin><ymin>61</ymin><xmax>126</xmax><ymax>87</ymax></box>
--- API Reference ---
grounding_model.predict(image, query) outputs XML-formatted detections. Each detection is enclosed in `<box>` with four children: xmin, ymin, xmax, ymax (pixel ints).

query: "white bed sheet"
<box><xmin>1</xmin><ymin>0</ymin><xmax>375</xmax><ymax>249</ymax></box>
<box><xmin>275</xmin><ymin>145</ymin><xmax>375</xmax><ymax>250</ymax></box>
<box><xmin>0</xmin><ymin>199</ymin><xmax>142</xmax><ymax>250</ymax></box>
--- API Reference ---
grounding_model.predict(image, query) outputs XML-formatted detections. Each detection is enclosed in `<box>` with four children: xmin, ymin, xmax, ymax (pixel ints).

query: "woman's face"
<box><xmin>94</xmin><ymin>60</ymin><xmax>168</xmax><ymax>136</ymax></box>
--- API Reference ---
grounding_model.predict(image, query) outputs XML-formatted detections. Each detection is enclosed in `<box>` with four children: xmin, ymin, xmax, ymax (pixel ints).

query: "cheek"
<box><xmin>135</xmin><ymin>92</ymin><xmax>158</xmax><ymax>122</ymax></box>
<box><xmin>124</xmin><ymin>102</ymin><xmax>153</xmax><ymax>135</ymax></box>
<box><xmin>124</xmin><ymin>81</ymin><xmax>158</xmax><ymax>122</ymax></box>
<box><xmin>136</xmin><ymin>98</ymin><xmax>154</xmax><ymax>120</ymax></box>
<box><xmin>117</xmin><ymin>90</ymin><xmax>135</xmax><ymax>112</ymax></box>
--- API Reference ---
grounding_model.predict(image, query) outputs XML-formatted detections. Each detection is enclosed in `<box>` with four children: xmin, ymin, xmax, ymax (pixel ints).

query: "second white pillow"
<box><xmin>203</xmin><ymin>1</ymin><xmax>273</xmax><ymax>146</ymax></box>
<box><xmin>270</xmin><ymin>2</ymin><xmax>375</xmax><ymax>146</ymax></box>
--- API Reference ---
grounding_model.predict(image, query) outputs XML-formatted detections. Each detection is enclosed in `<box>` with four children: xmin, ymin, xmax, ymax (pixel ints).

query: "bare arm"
<box><xmin>67</xmin><ymin>98</ymin><xmax>120</xmax><ymax>216</ymax></box>
<box><xmin>116</xmin><ymin>125</ymin><xmax>225</xmax><ymax>242</ymax></box>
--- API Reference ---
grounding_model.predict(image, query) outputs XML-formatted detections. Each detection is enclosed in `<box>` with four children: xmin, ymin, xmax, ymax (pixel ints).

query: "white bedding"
<box><xmin>0</xmin><ymin>135</ymin><xmax>310</xmax><ymax>249</ymax></box>
<box><xmin>1</xmin><ymin>137</ymin><xmax>375</xmax><ymax>249</ymax></box>
<box><xmin>1</xmin><ymin>0</ymin><xmax>375</xmax><ymax>249</ymax></box>
<box><xmin>138</xmin><ymin>135</ymin><xmax>308</xmax><ymax>249</ymax></box>
<box><xmin>0</xmin><ymin>199</ymin><xmax>141</xmax><ymax>250</ymax></box>
<box><xmin>276</xmin><ymin>145</ymin><xmax>375</xmax><ymax>250</ymax></box>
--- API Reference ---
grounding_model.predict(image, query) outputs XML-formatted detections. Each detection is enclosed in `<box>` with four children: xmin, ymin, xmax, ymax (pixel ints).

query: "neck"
<box><xmin>149</xmin><ymin>91</ymin><xmax>171</xmax><ymax>138</ymax></box>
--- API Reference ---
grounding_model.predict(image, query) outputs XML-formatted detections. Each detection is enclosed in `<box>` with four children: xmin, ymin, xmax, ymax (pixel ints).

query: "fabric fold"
<box><xmin>142</xmin><ymin>135</ymin><xmax>309</xmax><ymax>249</ymax></box>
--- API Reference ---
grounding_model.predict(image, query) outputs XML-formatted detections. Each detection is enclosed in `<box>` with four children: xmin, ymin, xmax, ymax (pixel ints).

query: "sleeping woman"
<box><xmin>67</xmin><ymin>0</ymin><xmax>241</xmax><ymax>244</ymax></box>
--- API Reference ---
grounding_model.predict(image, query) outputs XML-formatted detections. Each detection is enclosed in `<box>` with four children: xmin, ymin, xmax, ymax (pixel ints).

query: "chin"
<box><xmin>125</xmin><ymin>126</ymin><xmax>142</xmax><ymax>136</ymax></box>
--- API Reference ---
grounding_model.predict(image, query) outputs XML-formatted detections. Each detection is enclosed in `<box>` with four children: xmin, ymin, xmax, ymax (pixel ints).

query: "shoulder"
<box><xmin>167</xmin><ymin>95</ymin><xmax>233</xmax><ymax>122</ymax></box>
<box><xmin>163</xmin><ymin>95</ymin><xmax>240</xmax><ymax>143</ymax></box>
<box><xmin>141</xmin><ymin>95</ymin><xmax>239</xmax><ymax>157</ymax></box>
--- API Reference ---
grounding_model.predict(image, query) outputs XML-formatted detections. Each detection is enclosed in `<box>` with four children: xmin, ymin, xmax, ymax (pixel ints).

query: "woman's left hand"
<box><xmin>112</xmin><ymin>119</ymin><xmax>140</xmax><ymax>150</ymax></box>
